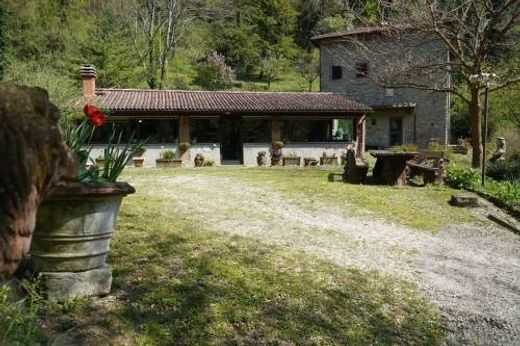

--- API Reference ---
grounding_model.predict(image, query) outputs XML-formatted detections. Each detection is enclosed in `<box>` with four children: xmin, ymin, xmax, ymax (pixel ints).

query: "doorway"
<box><xmin>220</xmin><ymin>116</ymin><xmax>243</xmax><ymax>164</ymax></box>
<box><xmin>389</xmin><ymin>117</ymin><xmax>403</xmax><ymax>146</ymax></box>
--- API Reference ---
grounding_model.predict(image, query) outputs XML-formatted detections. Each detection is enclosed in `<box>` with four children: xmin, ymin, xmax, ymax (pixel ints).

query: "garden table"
<box><xmin>370</xmin><ymin>150</ymin><xmax>419</xmax><ymax>186</ymax></box>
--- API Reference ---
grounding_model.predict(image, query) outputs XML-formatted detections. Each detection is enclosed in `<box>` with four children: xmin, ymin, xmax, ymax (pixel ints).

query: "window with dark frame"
<box><xmin>190</xmin><ymin>118</ymin><xmax>220</xmax><ymax>143</ymax></box>
<box><xmin>355</xmin><ymin>62</ymin><xmax>368</xmax><ymax>77</ymax></box>
<box><xmin>282</xmin><ymin>119</ymin><xmax>332</xmax><ymax>142</ymax></box>
<box><xmin>89</xmin><ymin>120</ymin><xmax>179</xmax><ymax>144</ymax></box>
<box><xmin>242</xmin><ymin>118</ymin><xmax>271</xmax><ymax>143</ymax></box>
<box><xmin>331</xmin><ymin>65</ymin><xmax>342</xmax><ymax>80</ymax></box>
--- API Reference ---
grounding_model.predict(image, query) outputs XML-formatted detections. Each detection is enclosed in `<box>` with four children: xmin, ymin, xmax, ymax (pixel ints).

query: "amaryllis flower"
<box><xmin>83</xmin><ymin>104</ymin><xmax>108</xmax><ymax>127</ymax></box>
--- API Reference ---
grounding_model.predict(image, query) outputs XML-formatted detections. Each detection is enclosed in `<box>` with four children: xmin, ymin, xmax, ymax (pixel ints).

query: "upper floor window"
<box><xmin>355</xmin><ymin>62</ymin><xmax>368</xmax><ymax>78</ymax></box>
<box><xmin>331</xmin><ymin>65</ymin><xmax>342</xmax><ymax>80</ymax></box>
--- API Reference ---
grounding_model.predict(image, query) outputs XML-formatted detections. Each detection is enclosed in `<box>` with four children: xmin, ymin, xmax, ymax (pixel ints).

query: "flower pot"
<box><xmin>31</xmin><ymin>181</ymin><xmax>135</xmax><ymax>273</ymax></box>
<box><xmin>194</xmin><ymin>154</ymin><xmax>204</xmax><ymax>167</ymax></box>
<box><xmin>257</xmin><ymin>155</ymin><xmax>267</xmax><ymax>166</ymax></box>
<box><xmin>320</xmin><ymin>157</ymin><xmax>337</xmax><ymax>166</ymax></box>
<box><xmin>304</xmin><ymin>157</ymin><xmax>318</xmax><ymax>167</ymax></box>
<box><xmin>133</xmin><ymin>157</ymin><xmax>144</xmax><ymax>168</ymax></box>
<box><xmin>156</xmin><ymin>159</ymin><xmax>182</xmax><ymax>168</ymax></box>
<box><xmin>283</xmin><ymin>157</ymin><xmax>301</xmax><ymax>166</ymax></box>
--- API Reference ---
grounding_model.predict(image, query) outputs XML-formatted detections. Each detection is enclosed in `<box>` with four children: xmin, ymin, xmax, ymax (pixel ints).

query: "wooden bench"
<box><xmin>343</xmin><ymin>149</ymin><xmax>369</xmax><ymax>184</ymax></box>
<box><xmin>406</xmin><ymin>151</ymin><xmax>445</xmax><ymax>185</ymax></box>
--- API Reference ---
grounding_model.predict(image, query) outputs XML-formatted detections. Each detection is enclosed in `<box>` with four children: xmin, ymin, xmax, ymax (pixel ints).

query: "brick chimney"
<box><xmin>80</xmin><ymin>64</ymin><xmax>96</xmax><ymax>97</ymax></box>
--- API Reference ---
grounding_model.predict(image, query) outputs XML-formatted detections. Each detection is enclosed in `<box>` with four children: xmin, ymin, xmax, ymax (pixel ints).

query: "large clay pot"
<box><xmin>31</xmin><ymin>181</ymin><xmax>135</xmax><ymax>272</ymax></box>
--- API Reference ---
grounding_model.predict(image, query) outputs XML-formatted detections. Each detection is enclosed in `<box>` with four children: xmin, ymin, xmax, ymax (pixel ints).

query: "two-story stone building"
<box><xmin>312</xmin><ymin>25</ymin><xmax>451</xmax><ymax>148</ymax></box>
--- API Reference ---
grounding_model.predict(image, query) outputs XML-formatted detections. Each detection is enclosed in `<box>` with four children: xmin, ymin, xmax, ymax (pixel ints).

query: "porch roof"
<box><xmin>80</xmin><ymin>89</ymin><xmax>371</xmax><ymax>116</ymax></box>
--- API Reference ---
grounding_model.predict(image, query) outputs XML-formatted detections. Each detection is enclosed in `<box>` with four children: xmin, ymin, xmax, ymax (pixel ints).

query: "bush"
<box><xmin>193</xmin><ymin>52</ymin><xmax>234</xmax><ymax>90</ymax></box>
<box><xmin>486</xmin><ymin>155</ymin><xmax>520</xmax><ymax>181</ymax></box>
<box><xmin>178</xmin><ymin>142</ymin><xmax>191</xmax><ymax>152</ymax></box>
<box><xmin>444</xmin><ymin>165</ymin><xmax>480</xmax><ymax>189</ymax></box>
<box><xmin>480</xmin><ymin>180</ymin><xmax>520</xmax><ymax>207</ymax></box>
<box><xmin>161</xmin><ymin>150</ymin><xmax>176</xmax><ymax>160</ymax></box>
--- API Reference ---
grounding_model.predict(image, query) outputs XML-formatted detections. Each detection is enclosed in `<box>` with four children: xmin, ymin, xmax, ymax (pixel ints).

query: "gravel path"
<box><xmin>135</xmin><ymin>174</ymin><xmax>520</xmax><ymax>345</ymax></box>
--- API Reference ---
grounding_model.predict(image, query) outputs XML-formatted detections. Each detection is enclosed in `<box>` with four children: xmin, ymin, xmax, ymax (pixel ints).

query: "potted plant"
<box><xmin>95</xmin><ymin>154</ymin><xmax>105</xmax><ymax>168</ymax></box>
<box><xmin>30</xmin><ymin>104</ymin><xmax>143</xmax><ymax>301</ymax></box>
<box><xmin>156</xmin><ymin>149</ymin><xmax>182</xmax><ymax>168</ymax></box>
<box><xmin>320</xmin><ymin>151</ymin><xmax>337</xmax><ymax>166</ymax></box>
<box><xmin>271</xmin><ymin>141</ymin><xmax>284</xmax><ymax>166</ymax></box>
<box><xmin>194</xmin><ymin>153</ymin><xmax>205</xmax><ymax>167</ymax></box>
<box><xmin>257</xmin><ymin>151</ymin><xmax>268</xmax><ymax>166</ymax></box>
<box><xmin>133</xmin><ymin>145</ymin><xmax>146</xmax><ymax>167</ymax></box>
<box><xmin>304</xmin><ymin>156</ymin><xmax>318</xmax><ymax>167</ymax></box>
<box><xmin>179</xmin><ymin>141</ymin><xmax>191</xmax><ymax>153</ymax></box>
<box><xmin>340</xmin><ymin>152</ymin><xmax>347</xmax><ymax>166</ymax></box>
<box><xmin>283</xmin><ymin>152</ymin><xmax>301</xmax><ymax>166</ymax></box>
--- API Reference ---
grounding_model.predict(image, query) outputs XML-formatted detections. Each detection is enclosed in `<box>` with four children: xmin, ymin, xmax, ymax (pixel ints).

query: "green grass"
<box><xmin>1</xmin><ymin>167</ymin><xmax>450</xmax><ymax>345</ymax></box>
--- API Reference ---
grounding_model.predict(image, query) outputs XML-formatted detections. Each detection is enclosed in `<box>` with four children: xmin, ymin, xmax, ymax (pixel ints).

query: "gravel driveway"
<box><xmin>134</xmin><ymin>173</ymin><xmax>520</xmax><ymax>345</ymax></box>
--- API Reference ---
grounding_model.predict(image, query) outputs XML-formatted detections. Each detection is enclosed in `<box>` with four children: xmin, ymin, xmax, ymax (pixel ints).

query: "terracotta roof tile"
<box><xmin>85</xmin><ymin>89</ymin><xmax>371</xmax><ymax>114</ymax></box>
<box><xmin>312</xmin><ymin>24</ymin><xmax>412</xmax><ymax>43</ymax></box>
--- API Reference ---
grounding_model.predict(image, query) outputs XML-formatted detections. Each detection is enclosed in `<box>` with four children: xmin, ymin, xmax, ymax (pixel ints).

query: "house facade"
<box><xmin>313</xmin><ymin>26</ymin><xmax>451</xmax><ymax>149</ymax></box>
<box><xmin>78</xmin><ymin>65</ymin><xmax>371</xmax><ymax>167</ymax></box>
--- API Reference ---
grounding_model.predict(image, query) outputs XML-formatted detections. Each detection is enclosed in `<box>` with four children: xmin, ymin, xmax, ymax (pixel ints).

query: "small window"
<box><xmin>355</xmin><ymin>62</ymin><xmax>368</xmax><ymax>77</ymax></box>
<box><xmin>331</xmin><ymin>65</ymin><xmax>342</xmax><ymax>80</ymax></box>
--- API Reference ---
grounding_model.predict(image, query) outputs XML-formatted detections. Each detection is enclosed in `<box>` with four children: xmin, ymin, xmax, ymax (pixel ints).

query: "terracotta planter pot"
<box><xmin>304</xmin><ymin>158</ymin><xmax>318</xmax><ymax>167</ymax></box>
<box><xmin>283</xmin><ymin>157</ymin><xmax>301</xmax><ymax>166</ymax></box>
<box><xmin>31</xmin><ymin>182</ymin><xmax>135</xmax><ymax>273</ymax></box>
<box><xmin>257</xmin><ymin>155</ymin><xmax>267</xmax><ymax>166</ymax></box>
<box><xmin>320</xmin><ymin>157</ymin><xmax>337</xmax><ymax>166</ymax></box>
<box><xmin>133</xmin><ymin>157</ymin><xmax>144</xmax><ymax>167</ymax></box>
<box><xmin>194</xmin><ymin>154</ymin><xmax>204</xmax><ymax>167</ymax></box>
<box><xmin>156</xmin><ymin>159</ymin><xmax>182</xmax><ymax>168</ymax></box>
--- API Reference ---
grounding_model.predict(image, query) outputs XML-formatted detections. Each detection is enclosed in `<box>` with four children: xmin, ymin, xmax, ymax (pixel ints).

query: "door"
<box><xmin>389</xmin><ymin>117</ymin><xmax>403</xmax><ymax>146</ymax></box>
<box><xmin>220</xmin><ymin>116</ymin><xmax>243</xmax><ymax>164</ymax></box>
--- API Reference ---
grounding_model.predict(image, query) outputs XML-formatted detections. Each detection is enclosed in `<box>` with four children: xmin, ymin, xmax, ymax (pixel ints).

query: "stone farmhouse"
<box><xmin>312</xmin><ymin>25</ymin><xmax>451</xmax><ymax>149</ymax></box>
<box><xmin>80</xmin><ymin>25</ymin><xmax>451</xmax><ymax>166</ymax></box>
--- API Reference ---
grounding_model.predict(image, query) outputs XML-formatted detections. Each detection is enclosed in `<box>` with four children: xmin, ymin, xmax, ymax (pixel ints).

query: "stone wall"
<box><xmin>319</xmin><ymin>33</ymin><xmax>450</xmax><ymax>147</ymax></box>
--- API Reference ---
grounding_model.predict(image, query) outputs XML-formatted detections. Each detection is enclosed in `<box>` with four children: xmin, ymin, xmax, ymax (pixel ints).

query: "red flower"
<box><xmin>83</xmin><ymin>104</ymin><xmax>108</xmax><ymax>127</ymax></box>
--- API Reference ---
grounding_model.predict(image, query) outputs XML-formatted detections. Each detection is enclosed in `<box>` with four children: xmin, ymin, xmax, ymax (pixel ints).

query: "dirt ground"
<box><xmin>133</xmin><ymin>173</ymin><xmax>520</xmax><ymax>345</ymax></box>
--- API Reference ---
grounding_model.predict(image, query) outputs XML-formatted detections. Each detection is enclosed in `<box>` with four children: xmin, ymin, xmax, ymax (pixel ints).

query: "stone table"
<box><xmin>370</xmin><ymin>150</ymin><xmax>419</xmax><ymax>186</ymax></box>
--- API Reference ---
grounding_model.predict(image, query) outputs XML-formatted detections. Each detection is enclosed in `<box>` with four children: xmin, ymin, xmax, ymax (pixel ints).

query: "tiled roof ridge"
<box><xmin>311</xmin><ymin>23</ymin><xmax>413</xmax><ymax>42</ymax></box>
<box><xmin>96</xmin><ymin>88</ymin><xmax>339</xmax><ymax>95</ymax></box>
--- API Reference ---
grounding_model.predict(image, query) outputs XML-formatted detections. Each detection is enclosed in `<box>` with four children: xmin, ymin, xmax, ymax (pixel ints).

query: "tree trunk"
<box><xmin>469</xmin><ymin>87</ymin><xmax>482</xmax><ymax>168</ymax></box>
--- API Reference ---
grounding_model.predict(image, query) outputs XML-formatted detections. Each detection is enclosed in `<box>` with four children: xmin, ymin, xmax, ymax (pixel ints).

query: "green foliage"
<box><xmin>260</xmin><ymin>54</ymin><xmax>289</xmax><ymax>89</ymax></box>
<box><xmin>257</xmin><ymin>151</ymin><xmax>267</xmax><ymax>156</ymax></box>
<box><xmin>272</xmin><ymin>141</ymin><xmax>284</xmax><ymax>149</ymax></box>
<box><xmin>178</xmin><ymin>141</ymin><xmax>191</xmax><ymax>152</ymax></box>
<box><xmin>444</xmin><ymin>165</ymin><xmax>480</xmax><ymax>189</ymax></box>
<box><xmin>390</xmin><ymin>144</ymin><xmax>418</xmax><ymax>152</ymax></box>
<box><xmin>0</xmin><ymin>283</ymin><xmax>43</xmax><ymax>345</ymax></box>
<box><xmin>161</xmin><ymin>149</ymin><xmax>176</xmax><ymax>160</ymax></box>
<box><xmin>487</xmin><ymin>155</ymin><xmax>520</xmax><ymax>182</ymax></box>
<box><xmin>202</xmin><ymin>159</ymin><xmax>215</xmax><ymax>166</ymax></box>
<box><xmin>480</xmin><ymin>180</ymin><xmax>520</xmax><ymax>207</ymax></box>
<box><xmin>194</xmin><ymin>52</ymin><xmax>234</xmax><ymax>90</ymax></box>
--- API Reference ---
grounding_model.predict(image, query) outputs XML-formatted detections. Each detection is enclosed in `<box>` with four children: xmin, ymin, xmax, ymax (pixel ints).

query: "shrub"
<box><xmin>203</xmin><ymin>159</ymin><xmax>215</xmax><ymax>167</ymax></box>
<box><xmin>444</xmin><ymin>165</ymin><xmax>480</xmax><ymax>189</ymax></box>
<box><xmin>257</xmin><ymin>151</ymin><xmax>267</xmax><ymax>156</ymax></box>
<box><xmin>272</xmin><ymin>141</ymin><xmax>284</xmax><ymax>149</ymax></box>
<box><xmin>178</xmin><ymin>142</ymin><xmax>191</xmax><ymax>152</ymax></box>
<box><xmin>390</xmin><ymin>143</ymin><xmax>418</xmax><ymax>152</ymax></box>
<box><xmin>193</xmin><ymin>52</ymin><xmax>234</xmax><ymax>90</ymax></box>
<box><xmin>486</xmin><ymin>155</ymin><xmax>520</xmax><ymax>181</ymax></box>
<box><xmin>428</xmin><ymin>143</ymin><xmax>453</xmax><ymax>161</ymax></box>
<box><xmin>161</xmin><ymin>150</ymin><xmax>176</xmax><ymax>160</ymax></box>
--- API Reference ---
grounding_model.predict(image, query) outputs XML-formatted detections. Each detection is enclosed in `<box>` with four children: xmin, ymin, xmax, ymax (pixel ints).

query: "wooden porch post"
<box><xmin>271</xmin><ymin>116</ymin><xmax>281</xmax><ymax>142</ymax></box>
<box><xmin>179</xmin><ymin>115</ymin><xmax>190</xmax><ymax>162</ymax></box>
<box><xmin>356</xmin><ymin>115</ymin><xmax>366</xmax><ymax>157</ymax></box>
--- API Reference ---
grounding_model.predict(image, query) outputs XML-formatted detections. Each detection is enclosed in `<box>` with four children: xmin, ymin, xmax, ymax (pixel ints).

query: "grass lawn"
<box><xmin>4</xmin><ymin>167</ymin><xmax>488</xmax><ymax>345</ymax></box>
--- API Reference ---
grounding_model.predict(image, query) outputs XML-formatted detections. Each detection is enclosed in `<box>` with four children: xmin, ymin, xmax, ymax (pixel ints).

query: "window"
<box><xmin>89</xmin><ymin>119</ymin><xmax>179</xmax><ymax>144</ymax></box>
<box><xmin>282</xmin><ymin>119</ymin><xmax>332</xmax><ymax>142</ymax></box>
<box><xmin>242</xmin><ymin>118</ymin><xmax>271</xmax><ymax>143</ymax></box>
<box><xmin>355</xmin><ymin>62</ymin><xmax>368</xmax><ymax>77</ymax></box>
<box><xmin>384</xmin><ymin>88</ymin><xmax>395</xmax><ymax>97</ymax></box>
<box><xmin>190</xmin><ymin>118</ymin><xmax>220</xmax><ymax>143</ymax></box>
<box><xmin>331</xmin><ymin>65</ymin><xmax>342</xmax><ymax>80</ymax></box>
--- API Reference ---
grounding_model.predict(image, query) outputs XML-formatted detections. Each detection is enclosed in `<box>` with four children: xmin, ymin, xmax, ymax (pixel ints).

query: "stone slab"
<box><xmin>450</xmin><ymin>194</ymin><xmax>481</xmax><ymax>208</ymax></box>
<box><xmin>39</xmin><ymin>265</ymin><xmax>112</xmax><ymax>301</ymax></box>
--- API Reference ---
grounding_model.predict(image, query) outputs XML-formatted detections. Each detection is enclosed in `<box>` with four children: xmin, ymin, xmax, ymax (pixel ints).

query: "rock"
<box><xmin>39</xmin><ymin>265</ymin><xmax>112</xmax><ymax>301</ymax></box>
<box><xmin>450</xmin><ymin>194</ymin><xmax>481</xmax><ymax>208</ymax></box>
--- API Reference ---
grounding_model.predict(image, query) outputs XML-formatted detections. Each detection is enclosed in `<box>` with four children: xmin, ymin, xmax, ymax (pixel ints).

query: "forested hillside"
<box><xmin>0</xmin><ymin>0</ymin><xmax>519</xmax><ymax>144</ymax></box>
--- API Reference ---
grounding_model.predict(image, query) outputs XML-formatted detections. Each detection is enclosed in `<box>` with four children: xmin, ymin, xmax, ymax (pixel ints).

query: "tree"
<box><xmin>344</xmin><ymin>0</ymin><xmax>520</xmax><ymax>168</ymax></box>
<box><xmin>260</xmin><ymin>54</ymin><xmax>288</xmax><ymax>89</ymax></box>
<box><xmin>194</xmin><ymin>51</ymin><xmax>235</xmax><ymax>90</ymax></box>
<box><xmin>295</xmin><ymin>49</ymin><xmax>319</xmax><ymax>91</ymax></box>
<box><xmin>132</xmin><ymin>0</ymin><xmax>190</xmax><ymax>89</ymax></box>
